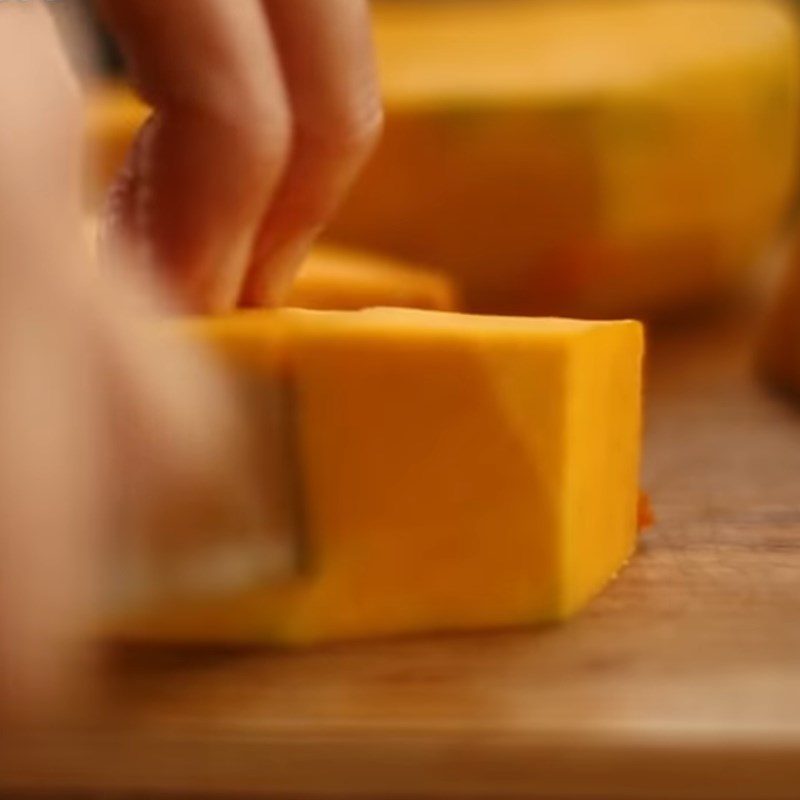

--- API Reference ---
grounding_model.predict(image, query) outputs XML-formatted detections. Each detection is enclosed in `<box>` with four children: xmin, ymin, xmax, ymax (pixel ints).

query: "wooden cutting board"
<box><xmin>3</xmin><ymin>308</ymin><xmax>800</xmax><ymax>800</ymax></box>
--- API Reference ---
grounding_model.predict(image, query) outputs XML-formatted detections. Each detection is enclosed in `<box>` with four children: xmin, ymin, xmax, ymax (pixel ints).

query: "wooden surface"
<box><xmin>4</xmin><ymin>309</ymin><xmax>800</xmax><ymax>799</ymax></box>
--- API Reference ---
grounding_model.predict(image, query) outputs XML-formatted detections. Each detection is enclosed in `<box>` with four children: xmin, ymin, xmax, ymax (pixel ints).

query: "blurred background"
<box><xmin>79</xmin><ymin>0</ymin><xmax>800</xmax><ymax>322</ymax></box>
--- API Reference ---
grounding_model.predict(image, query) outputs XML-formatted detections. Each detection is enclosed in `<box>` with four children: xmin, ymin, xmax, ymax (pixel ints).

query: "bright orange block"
<box><xmin>329</xmin><ymin>0</ymin><xmax>800</xmax><ymax>319</ymax></box>
<box><xmin>115</xmin><ymin>309</ymin><xmax>644</xmax><ymax>645</ymax></box>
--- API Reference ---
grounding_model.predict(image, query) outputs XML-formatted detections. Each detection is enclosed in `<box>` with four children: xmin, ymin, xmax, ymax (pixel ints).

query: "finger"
<box><xmin>95</xmin><ymin>0</ymin><xmax>292</xmax><ymax>312</ymax></box>
<box><xmin>0</xmin><ymin>1</ymin><xmax>84</xmax><ymax>250</ymax></box>
<box><xmin>85</xmin><ymin>227</ymin><xmax>252</xmax><ymax>511</ymax></box>
<box><xmin>0</xmin><ymin>2</ymin><xmax>98</xmax><ymax>718</ymax></box>
<box><xmin>92</xmin><ymin>260</ymin><xmax>240</xmax><ymax>489</ymax></box>
<box><xmin>0</xmin><ymin>278</ymin><xmax>105</xmax><ymax>721</ymax></box>
<box><xmin>241</xmin><ymin>0</ymin><xmax>383</xmax><ymax>306</ymax></box>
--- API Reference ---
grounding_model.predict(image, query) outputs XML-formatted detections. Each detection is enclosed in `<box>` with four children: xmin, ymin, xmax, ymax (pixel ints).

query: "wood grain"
<box><xmin>3</xmin><ymin>309</ymin><xmax>800</xmax><ymax>799</ymax></box>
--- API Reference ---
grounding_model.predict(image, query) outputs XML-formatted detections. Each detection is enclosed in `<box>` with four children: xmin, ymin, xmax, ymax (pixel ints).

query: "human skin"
<box><xmin>0</xmin><ymin>0</ymin><xmax>381</xmax><ymax>719</ymax></box>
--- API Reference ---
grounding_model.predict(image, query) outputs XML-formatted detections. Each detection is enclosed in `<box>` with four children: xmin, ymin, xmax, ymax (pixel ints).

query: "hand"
<box><xmin>98</xmin><ymin>0</ymin><xmax>384</xmax><ymax>311</ymax></box>
<box><xmin>0</xmin><ymin>0</ymin><xmax>382</xmax><ymax>720</ymax></box>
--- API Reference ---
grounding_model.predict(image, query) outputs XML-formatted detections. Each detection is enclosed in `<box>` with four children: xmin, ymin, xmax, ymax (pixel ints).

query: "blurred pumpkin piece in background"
<box><xmin>331</xmin><ymin>0</ymin><xmax>800</xmax><ymax>319</ymax></box>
